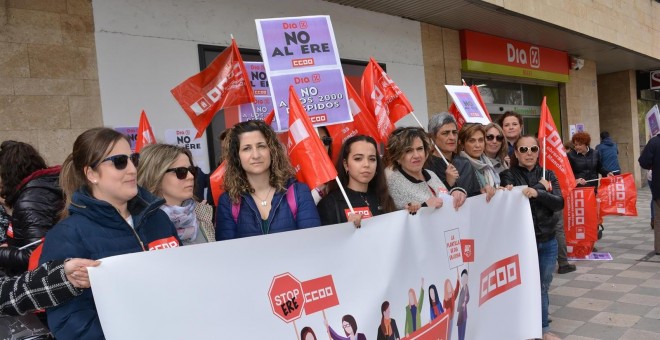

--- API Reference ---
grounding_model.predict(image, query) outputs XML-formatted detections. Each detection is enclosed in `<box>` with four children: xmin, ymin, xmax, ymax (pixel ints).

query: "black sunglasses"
<box><xmin>321</xmin><ymin>136</ymin><xmax>333</xmax><ymax>146</ymax></box>
<box><xmin>93</xmin><ymin>153</ymin><xmax>140</xmax><ymax>170</ymax></box>
<box><xmin>517</xmin><ymin>145</ymin><xmax>540</xmax><ymax>154</ymax></box>
<box><xmin>486</xmin><ymin>134</ymin><xmax>504</xmax><ymax>142</ymax></box>
<box><xmin>165</xmin><ymin>166</ymin><xmax>197</xmax><ymax>180</ymax></box>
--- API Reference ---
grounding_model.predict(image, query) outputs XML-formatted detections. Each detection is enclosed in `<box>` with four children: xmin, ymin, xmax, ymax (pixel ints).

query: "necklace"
<box><xmin>253</xmin><ymin>187</ymin><xmax>273</xmax><ymax>206</ymax></box>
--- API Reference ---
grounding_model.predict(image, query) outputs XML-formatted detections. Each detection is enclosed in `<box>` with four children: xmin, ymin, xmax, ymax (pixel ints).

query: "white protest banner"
<box><xmin>164</xmin><ymin>128</ymin><xmax>209</xmax><ymax>173</ymax></box>
<box><xmin>445</xmin><ymin>85</ymin><xmax>490</xmax><ymax>125</ymax></box>
<box><xmin>89</xmin><ymin>188</ymin><xmax>541</xmax><ymax>339</ymax></box>
<box><xmin>256</xmin><ymin>15</ymin><xmax>352</xmax><ymax>131</ymax></box>
<box><xmin>646</xmin><ymin>104</ymin><xmax>660</xmax><ymax>137</ymax></box>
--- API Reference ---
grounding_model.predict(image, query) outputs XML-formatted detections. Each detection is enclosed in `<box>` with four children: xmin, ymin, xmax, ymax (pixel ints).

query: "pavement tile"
<box><xmin>632</xmin><ymin>317</ymin><xmax>660</xmax><ymax>333</ymax></box>
<box><xmin>640</xmin><ymin>279</ymin><xmax>660</xmax><ymax>288</ymax></box>
<box><xmin>571</xmin><ymin>322</ymin><xmax>627</xmax><ymax>340</ymax></box>
<box><xmin>603</xmin><ymin>302</ymin><xmax>653</xmax><ymax>316</ymax></box>
<box><xmin>585</xmin><ymin>268</ymin><xmax>624</xmax><ymax>276</ymax></box>
<box><xmin>630</xmin><ymin>286</ymin><xmax>660</xmax><ymax>296</ymax></box>
<box><xmin>564</xmin><ymin>336</ymin><xmax>599</xmax><ymax>340</ymax></box>
<box><xmin>619</xmin><ymin>328</ymin><xmax>660</xmax><ymax>340</ymax></box>
<box><xmin>617</xmin><ymin>253</ymin><xmax>645</xmax><ymax>260</ymax></box>
<box><xmin>616</xmin><ymin>270</ymin><xmax>655</xmax><ymax>279</ymax></box>
<box><xmin>561</xmin><ymin>280</ymin><xmax>601</xmax><ymax>290</ymax></box>
<box><xmin>575</xmin><ymin>273</ymin><xmax>613</xmax><ymax>283</ymax></box>
<box><xmin>597</xmin><ymin>262</ymin><xmax>633</xmax><ymax>270</ymax></box>
<box><xmin>589</xmin><ymin>311</ymin><xmax>640</xmax><ymax>327</ymax></box>
<box><xmin>550</xmin><ymin>286</ymin><xmax>589</xmax><ymax>297</ymax></box>
<box><xmin>581</xmin><ymin>290</ymin><xmax>626</xmax><ymax>301</ymax></box>
<box><xmin>549</xmin><ymin>317</ymin><xmax>584</xmax><ymax>334</ymax></box>
<box><xmin>617</xmin><ymin>293</ymin><xmax>660</xmax><ymax>306</ymax></box>
<box><xmin>594</xmin><ymin>282</ymin><xmax>636</xmax><ymax>293</ymax></box>
<box><xmin>606</xmin><ymin>276</ymin><xmax>646</xmax><ymax>285</ymax></box>
<box><xmin>552</xmin><ymin>306</ymin><xmax>600</xmax><ymax>322</ymax></box>
<box><xmin>644</xmin><ymin>306</ymin><xmax>660</xmax><ymax>319</ymax></box>
<box><xmin>566</xmin><ymin>297</ymin><xmax>612</xmax><ymax>311</ymax></box>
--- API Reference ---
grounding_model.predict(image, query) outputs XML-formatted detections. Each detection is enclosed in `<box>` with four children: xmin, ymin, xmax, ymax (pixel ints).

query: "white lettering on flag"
<box><xmin>290</xmin><ymin>119</ymin><xmax>309</xmax><ymax>144</ymax></box>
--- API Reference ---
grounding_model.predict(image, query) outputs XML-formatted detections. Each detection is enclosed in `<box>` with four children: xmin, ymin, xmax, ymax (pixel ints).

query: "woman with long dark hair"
<box><xmin>317</xmin><ymin>135</ymin><xmax>395</xmax><ymax>227</ymax></box>
<box><xmin>377</xmin><ymin>301</ymin><xmax>401</xmax><ymax>340</ymax></box>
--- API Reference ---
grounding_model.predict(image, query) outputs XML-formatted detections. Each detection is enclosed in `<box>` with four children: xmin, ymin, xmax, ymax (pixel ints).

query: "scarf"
<box><xmin>382</xmin><ymin>318</ymin><xmax>392</xmax><ymax>336</ymax></box>
<box><xmin>460</xmin><ymin>151</ymin><xmax>500</xmax><ymax>187</ymax></box>
<box><xmin>160</xmin><ymin>199</ymin><xmax>199</xmax><ymax>242</ymax></box>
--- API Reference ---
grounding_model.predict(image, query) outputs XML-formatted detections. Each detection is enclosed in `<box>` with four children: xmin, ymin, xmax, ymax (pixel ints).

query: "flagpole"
<box><xmin>334</xmin><ymin>176</ymin><xmax>355</xmax><ymax>214</ymax></box>
<box><xmin>410</xmin><ymin>112</ymin><xmax>450</xmax><ymax>166</ymax></box>
<box><xmin>542</xmin><ymin>138</ymin><xmax>547</xmax><ymax>180</ymax></box>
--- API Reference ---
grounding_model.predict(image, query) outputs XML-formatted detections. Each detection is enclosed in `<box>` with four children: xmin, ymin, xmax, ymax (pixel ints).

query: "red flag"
<box><xmin>287</xmin><ymin>86</ymin><xmax>338</xmax><ymax>189</ymax></box>
<box><xmin>563</xmin><ymin>186</ymin><xmax>599</xmax><ymax>257</ymax></box>
<box><xmin>171</xmin><ymin>39</ymin><xmax>255</xmax><ymax>138</ymax></box>
<box><xmin>448</xmin><ymin>85</ymin><xmax>491</xmax><ymax>130</ymax></box>
<box><xmin>210</xmin><ymin>161</ymin><xmax>227</xmax><ymax>205</ymax></box>
<box><xmin>361</xmin><ymin>57</ymin><xmax>414</xmax><ymax>141</ymax></box>
<box><xmin>135</xmin><ymin>110</ymin><xmax>156</xmax><ymax>152</ymax></box>
<box><xmin>326</xmin><ymin>78</ymin><xmax>382</xmax><ymax>161</ymax></box>
<box><xmin>538</xmin><ymin>97</ymin><xmax>576</xmax><ymax>192</ymax></box>
<box><xmin>598</xmin><ymin>174</ymin><xmax>638</xmax><ymax>217</ymax></box>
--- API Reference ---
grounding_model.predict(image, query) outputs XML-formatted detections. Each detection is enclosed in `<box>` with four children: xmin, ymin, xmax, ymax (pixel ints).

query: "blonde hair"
<box><xmin>137</xmin><ymin>144</ymin><xmax>194</xmax><ymax>198</ymax></box>
<box><xmin>484</xmin><ymin>122</ymin><xmax>508</xmax><ymax>160</ymax></box>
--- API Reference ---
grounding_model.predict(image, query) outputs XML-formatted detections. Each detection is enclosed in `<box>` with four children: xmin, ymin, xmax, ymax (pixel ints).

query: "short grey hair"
<box><xmin>428</xmin><ymin>112</ymin><xmax>457</xmax><ymax>137</ymax></box>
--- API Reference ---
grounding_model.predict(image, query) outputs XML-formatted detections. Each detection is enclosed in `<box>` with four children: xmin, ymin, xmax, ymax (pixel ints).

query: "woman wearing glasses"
<box><xmin>500</xmin><ymin>136</ymin><xmax>563</xmax><ymax>340</ymax></box>
<box><xmin>457</xmin><ymin>124</ymin><xmax>498</xmax><ymax>201</ymax></box>
<box><xmin>385</xmin><ymin>127</ymin><xmax>467</xmax><ymax>211</ymax></box>
<box><xmin>138</xmin><ymin>144</ymin><xmax>214</xmax><ymax>244</ymax></box>
<box><xmin>39</xmin><ymin>127</ymin><xmax>181</xmax><ymax>339</ymax></box>
<box><xmin>215</xmin><ymin>120</ymin><xmax>320</xmax><ymax>241</ymax></box>
<box><xmin>483</xmin><ymin>122</ymin><xmax>509</xmax><ymax>174</ymax></box>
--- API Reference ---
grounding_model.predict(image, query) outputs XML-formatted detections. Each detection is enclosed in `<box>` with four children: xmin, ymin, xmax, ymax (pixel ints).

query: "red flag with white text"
<box><xmin>538</xmin><ymin>97</ymin><xmax>576</xmax><ymax>192</ymax></box>
<box><xmin>171</xmin><ymin>39</ymin><xmax>255</xmax><ymax>138</ymax></box>
<box><xmin>135</xmin><ymin>110</ymin><xmax>156</xmax><ymax>152</ymax></box>
<box><xmin>287</xmin><ymin>86</ymin><xmax>338</xmax><ymax>189</ymax></box>
<box><xmin>563</xmin><ymin>187</ymin><xmax>599</xmax><ymax>257</ymax></box>
<box><xmin>326</xmin><ymin>77</ymin><xmax>382</xmax><ymax>161</ymax></box>
<box><xmin>598</xmin><ymin>174</ymin><xmax>638</xmax><ymax>217</ymax></box>
<box><xmin>361</xmin><ymin>57</ymin><xmax>414</xmax><ymax>142</ymax></box>
<box><xmin>449</xmin><ymin>85</ymin><xmax>491</xmax><ymax>130</ymax></box>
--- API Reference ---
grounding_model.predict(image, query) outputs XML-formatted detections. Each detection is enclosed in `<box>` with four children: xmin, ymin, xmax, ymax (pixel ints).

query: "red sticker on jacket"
<box><xmin>344</xmin><ymin>206</ymin><xmax>372</xmax><ymax>219</ymax></box>
<box><xmin>6</xmin><ymin>223</ymin><xmax>13</xmax><ymax>238</ymax></box>
<box><xmin>148</xmin><ymin>236</ymin><xmax>180</xmax><ymax>250</ymax></box>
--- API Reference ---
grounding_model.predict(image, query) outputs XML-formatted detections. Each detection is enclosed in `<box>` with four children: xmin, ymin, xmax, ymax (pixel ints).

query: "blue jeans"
<box><xmin>538</xmin><ymin>238</ymin><xmax>558</xmax><ymax>333</ymax></box>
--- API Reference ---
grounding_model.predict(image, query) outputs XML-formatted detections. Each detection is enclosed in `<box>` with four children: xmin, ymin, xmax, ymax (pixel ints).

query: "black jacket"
<box><xmin>317</xmin><ymin>188</ymin><xmax>386</xmax><ymax>225</ymax></box>
<box><xmin>567</xmin><ymin>148</ymin><xmax>609</xmax><ymax>188</ymax></box>
<box><xmin>426</xmin><ymin>154</ymin><xmax>481</xmax><ymax>197</ymax></box>
<box><xmin>500</xmin><ymin>165</ymin><xmax>564</xmax><ymax>242</ymax></box>
<box><xmin>1</xmin><ymin>167</ymin><xmax>64</xmax><ymax>275</ymax></box>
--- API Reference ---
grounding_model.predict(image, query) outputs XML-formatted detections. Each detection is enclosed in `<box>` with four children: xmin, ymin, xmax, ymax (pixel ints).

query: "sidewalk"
<box><xmin>548</xmin><ymin>187</ymin><xmax>660</xmax><ymax>339</ymax></box>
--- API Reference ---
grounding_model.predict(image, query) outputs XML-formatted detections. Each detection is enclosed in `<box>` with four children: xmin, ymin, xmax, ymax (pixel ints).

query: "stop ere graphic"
<box><xmin>268</xmin><ymin>272</ymin><xmax>305</xmax><ymax>323</ymax></box>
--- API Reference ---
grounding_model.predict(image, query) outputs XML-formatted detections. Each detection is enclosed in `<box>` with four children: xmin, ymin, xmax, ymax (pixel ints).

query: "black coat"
<box><xmin>1</xmin><ymin>167</ymin><xmax>64</xmax><ymax>275</ymax></box>
<box><xmin>567</xmin><ymin>148</ymin><xmax>609</xmax><ymax>188</ymax></box>
<box><xmin>317</xmin><ymin>188</ymin><xmax>385</xmax><ymax>225</ymax></box>
<box><xmin>500</xmin><ymin>165</ymin><xmax>564</xmax><ymax>242</ymax></box>
<box><xmin>639</xmin><ymin>135</ymin><xmax>660</xmax><ymax>200</ymax></box>
<box><xmin>426</xmin><ymin>154</ymin><xmax>481</xmax><ymax>197</ymax></box>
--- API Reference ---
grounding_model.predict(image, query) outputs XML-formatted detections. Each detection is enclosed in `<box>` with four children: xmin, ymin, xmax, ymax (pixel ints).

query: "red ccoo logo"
<box><xmin>479</xmin><ymin>254</ymin><xmax>521</xmax><ymax>306</ymax></box>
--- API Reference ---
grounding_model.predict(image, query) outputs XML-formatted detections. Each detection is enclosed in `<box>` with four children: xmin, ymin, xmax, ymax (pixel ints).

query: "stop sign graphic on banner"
<box><xmin>268</xmin><ymin>272</ymin><xmax>305</xmax><ymax>323</ymax></box>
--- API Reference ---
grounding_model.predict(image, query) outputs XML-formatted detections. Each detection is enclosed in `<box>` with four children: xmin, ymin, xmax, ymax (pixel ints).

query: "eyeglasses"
<box><xmin>517</xmin><ymin>145</ymin><xmax>540</xmax><ymax>154</ymax></box>
<box><xmin>321</xmin><ymin>136</ymin><xmax>332</xmax><ymax>146</ymax></box>
<box><xmin>93</xmin><ymin>153</ymin><xmax>140</xmax><ymax>170</ymax></box>
<box><xmin>165</xmin><ymin>166</ymin><xmax>197</xmax><ymax>180</ymax></box>
<box><xmin>486</xmin><ymin>134</ymin><xmax>504</xmax><ymax>142</ymax></box>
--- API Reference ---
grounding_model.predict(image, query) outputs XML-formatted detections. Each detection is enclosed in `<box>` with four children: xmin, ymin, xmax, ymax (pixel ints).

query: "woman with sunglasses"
<box><xmin>426</xmin><ymin>113</ymin><xmax>482</xmax><ymax>197</ymax></box>
<box><xmin>138</xmin><ymin>144</ymin><xmax>214</xmax><ymax>244</ymax></box>
<box><xmin>483</xmin><ymin>122</ymin><xmax>509</xmax><ymax>174</ymax></box>
<box><xmin>500</xmin><ymin>136</ymin><xmax>563</xmax><ymax>340</ymax></box>
<box><xmin>215</xmin><ymin>120</ymin><xmax>320</xmax><ymax>241</ymax></box>
<box><xmin>317</xmin><ymin>135</ymin><xmax>396</xmax><ymax>227</ymax></box>
<box><xmin>39</xmin><ymin>127</ymin><xmax>181</xmax><ymax>339</ymax></box>
<box><xmin>457</xmin><ymin>124</ymin><xmax>498</xmax><ymax>201</ymax></box>
<box><xmin>0</xmin><ymin>141</ymin><xmax>64</xmax><ymax>276</ymax></box>
<box><xmin>385</xmin><ymin>127</ymin><xmax>467</xmax><ymax>212</ymax></box>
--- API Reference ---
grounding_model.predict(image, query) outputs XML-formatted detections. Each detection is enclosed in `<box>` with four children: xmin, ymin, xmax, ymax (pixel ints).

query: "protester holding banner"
<box><xmin>384</xmin><ymin>127</ymin><xmax>467</xmax><ymax>211</ymax></box>
<box><xmin>215</xmin><ymin>120</ymin><xmax>320</xmax><ymax>240</ymax></box>
<box><xmin>568</xmin><ymin>132</ymin><xmax>613</xmax><ymax>189</ymax></box>
<box><xmin>457</xmin><ymin>124</ymin><xmax>498</xmax><ymax>201</ymax></box>
<box><xmin>137</xmin><ymin>144</ymin><xmax>215</xmax><ymax>244</ymax></box>
<box><xmin>317</xmin><ymin>135</ymin><xmax>396</xmax><ymax>226</ymax></box>
<box><xmin>425</xmin><ymin>113</ymin><xmax>482</xmax><ymax>197</ymax></box>
<box><xmin>0</xmin><ymin>141</ymin><xmax>64</xmax><ymax>276</ymax></box>
<box><xmin>500</xmin><ymin>136</ymin><xmax>564</xmax><ymax>340</ymax></box>
<box><xmin>639</xmin><ymin>134</ymin><xmax>660</xmax><ymax>254</ymax></box>
<box><xmin>483</xmin><ymin>122</ymin><xmax>509</xmax><ymax>173</ymax></box>
<box><xmin>39</xmin><ymin>127</ymin><xmax>181</xmax><ymax>339</ymax></box>
<box><xmin>498</xmin><ymin>111</ymin><xmax>523</xmax><ymax>155</ymax></box>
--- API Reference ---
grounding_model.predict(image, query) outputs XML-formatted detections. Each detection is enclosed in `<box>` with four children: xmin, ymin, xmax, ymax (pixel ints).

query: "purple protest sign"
<box><xmin>115</xmin><ymin>127</ymin><xmax>138</xmax><ymax>151</ymax></box>
<box><xmin>245</xmin><ymin>62</ymin><xmax>270</xmax><ymax>97</ymax></box>
<box><xmin>239</xmin><ymin>62</ymin><xmax>274</xmax><ymax>122</ymax></box>
<box><xmin>256</xmin><ymin>16</ymin><xmax>340</xmax><ymax>73</ymax></box>
<box><xmin>239</xmin><ymin>97</ymin><xmax>273</xmax><ymax>122</ymax></box>
<box><xmin>270</xmin><ymin>69</ymin><xmax>351</xmax><ymax>131</ymax></box>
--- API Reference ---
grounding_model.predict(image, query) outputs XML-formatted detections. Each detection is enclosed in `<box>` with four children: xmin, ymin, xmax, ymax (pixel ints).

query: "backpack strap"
<box><xmin>286</xmin><ymin>184</ymin><xmax>297</xmax><ymax>221</ymax></box>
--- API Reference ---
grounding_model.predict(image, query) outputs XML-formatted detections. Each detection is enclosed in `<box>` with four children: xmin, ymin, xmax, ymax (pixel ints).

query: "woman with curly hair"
<box><xmin>215</xmin><ymin>120</ymin><xmax>320</xmax><ymax>240</ymax></box>
<box><xmin>0</xmin><ymin>141</ymin><xmax>64</xmax><ymax>276</ymax></box>
<box><xmin>568</xmin><ymin>131</ymin><xmax>613</xmax><ymax>189</ymax></box>
<box><xmin>317</xmin><ymin>135</ymin><xmax>396</xmax><ymax>227</ymax></box>
<box><xmin>483</xmin><ymin>122</ymin><xmax>509</xmax><ymax>173</ymax></box>
<box><xmin>384</xmin><ymin>127</ymin><xmax>467</xmax><ymax>212</ymax></box>
<box><xmin>138</xmin><ymin>144</ymin><xmax>215</xmax><ymax>244</ymax></box>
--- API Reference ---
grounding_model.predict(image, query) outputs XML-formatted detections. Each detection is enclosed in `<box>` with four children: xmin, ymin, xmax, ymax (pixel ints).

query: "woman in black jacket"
<box><xmin>500</xmin><ymin>135</ymin><xmax>563</xmax><ymax>340</ymax></box>
<box><xmin>0</xmin><ymin>141</ymin><xmax>64</xmax><ymax>275</ymax></box>
<box><xmin>568</xmin><ymin>132</ymin><xmax>613</xmax><ymax>189</ymax></box>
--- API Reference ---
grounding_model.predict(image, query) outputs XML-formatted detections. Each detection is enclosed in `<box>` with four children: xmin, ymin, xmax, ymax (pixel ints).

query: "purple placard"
<box><xmin>257</xmin><ymin>16</ymin><xmax>339</xmax><ymax>72</ymax></box>
<box><xmin>270</xmin><ymin>69</ymin><xmax>350</xmax><ymax>131</ymax></box>
<box><xmin>115</xmin><ymin>127</ymin><xmax>138</xmax><ymax>151</ymax></box>
<box><xmin>239</xmin><ymin>62</ymin><xmax>274</xmax><ymax>123</ymax></box>
<box><xmin>239</xmin><ymin>96</ymin><xmax>273</xmax><ymax>122</ymax></box>
<box><xmin>456</xmin><ymin>93</ymin><xmax>483</xmax><ymax>118</ymax></box>
<box><xmin>245</xmin><ymin>62</ymin><xmax>270</xmax><ymax>97</ymax></box>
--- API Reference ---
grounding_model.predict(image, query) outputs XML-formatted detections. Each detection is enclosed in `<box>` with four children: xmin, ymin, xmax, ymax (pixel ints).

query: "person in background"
<box><xmin>483</xmin><ymin>122</ymin><xmax>509</xmax><ymax>174</ymax></box>
<box><xmin>649</xmin><ymin>170</ymin><xmax>654</xmax><ymax>230</ymax></box>
<box><xmin>596</xmin><ymin>131</ymin><xmax>621</xmax><ymax>173</ymax></box>
<box><xmin>639</xmin><ymin>134</ymin><xmax>660</xmax><ymax>255</ymax></box>
<box><xmin>39</xmin><ymin>127</ymin><xmax>181</xmax><ymax>339</ymax></box>
<box><xmin>317</xmin><ymin>135</ymin><xmax>396</xmax><ymax>227</ymax></box>
<box><xmin>0</xmin><ymin>141</ymin><xmax>64</xmax><ymax>276</ymax></box>
<box><xmin>498</xmin><ymin>111</ymin><xmax>523</xmax><ymax>156</ymax></box>
<box><xmin>500</xmin><ymin>136</ymin><xmax>563</xmax><ymax>340</ymax></box>
<box><xmin>384</xmin><ymin>127</ymin><xmax>467</xmax><ymax>212</ymax></box>
<box><xmin>457</xmin><ymin>124</ymin><xmax>498</xmax><ymax>202</ymax></box>
<box><xmin>425</xmin><ymin>113</ymin><xmax>481</xmax><ymax>197</ymax></box>
<box><xmin>568</xmin><ymin>132</ymin><xmax>613</xmax><ymax>189</ymax></box>
<box><xmin>138</xmin><ymin>144</ymin><xmax>215</xmax><ymax>244</ymax></box>
<box><xmin>215</xmin><ymin>120</ymin><xmax>320</xmax><ymax>240</ymax></box>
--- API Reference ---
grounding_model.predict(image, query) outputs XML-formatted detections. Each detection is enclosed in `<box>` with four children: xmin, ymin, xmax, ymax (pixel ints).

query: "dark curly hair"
<box><xmin>0</xmin><ymin>141</ymin><xmax>48</xmax><ymax>206</ymax></box>
<box><xmin>222</xmin><ymin>120</ymin><xmax>295</xmax><ymax>203</ymax></box>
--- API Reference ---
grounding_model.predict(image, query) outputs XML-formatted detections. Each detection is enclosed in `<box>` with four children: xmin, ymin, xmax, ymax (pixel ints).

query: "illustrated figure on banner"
<box><xmin>301</xmin><ymin>326</ymin><xmax>317</xmax><ymax>340</ymax></box>
<box><xmin>324</xmin><ymin>313</ymin><xmax>367</xmax><ymax>340</ymax></box>
<box><xmin>443</xmin><ymin>276</ymin><xmax>460</xmax><ymax>340</ymax></box>
<box><xmin>428</xmin><ymin>284</ymin><xmax>445</xmax><ymax>321</ymax></box>
<box><xmin>376</xmin><ymin>301</ymin><xmax>400</xmax><ymax>340</ymax></box>
<box><xmin>404</xmin><ymin>277</ymin><xmax>425</xmax><ymax>335</ymax></box>
<box><xmin>457</xmin><ymin>269</ymin><xmax>470</xmax><ymax>340</ymax></box>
